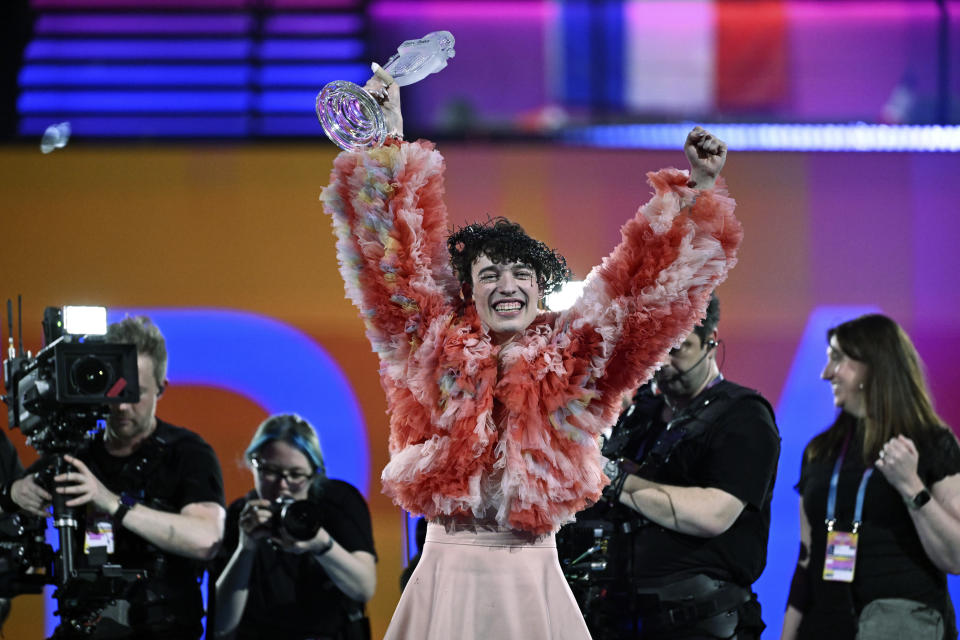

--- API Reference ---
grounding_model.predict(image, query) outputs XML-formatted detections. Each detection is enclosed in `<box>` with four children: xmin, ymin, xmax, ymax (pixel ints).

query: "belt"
<box><xmin>635</xmin><ymin>574</ymin><xmax>751</xmax><ymax>633</ymax></box>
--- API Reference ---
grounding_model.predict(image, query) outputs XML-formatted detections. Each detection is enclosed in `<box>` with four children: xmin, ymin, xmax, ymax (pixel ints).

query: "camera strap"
<box><xmin>633</xmin><ymin>382</ymin><xmax>773</xmax><ymax>479</ymax></box>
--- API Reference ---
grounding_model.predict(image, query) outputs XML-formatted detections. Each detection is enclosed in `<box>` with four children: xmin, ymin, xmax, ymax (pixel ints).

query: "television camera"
<box><xmin>1</xmin><ymin>301</ymin><xmax>146</xmax><ymax>637</ymax></box>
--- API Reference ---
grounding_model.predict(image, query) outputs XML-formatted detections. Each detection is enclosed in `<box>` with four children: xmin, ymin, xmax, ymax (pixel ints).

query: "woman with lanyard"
<box><xmin>782</xmin><ymin>314</ymin><xmax>960</xmax><ymax>640</ymax></box>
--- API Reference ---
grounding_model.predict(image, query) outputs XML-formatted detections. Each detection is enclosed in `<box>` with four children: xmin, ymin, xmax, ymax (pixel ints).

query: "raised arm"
<box><xmin>320</xmin><ymin>72</ymin><xmax>460</xmax><ymax>358</ymax></box>
<box><xmin>567</xmin><ymin>128</ymin><xmax>741</xmax><ymax>407</ymax></box>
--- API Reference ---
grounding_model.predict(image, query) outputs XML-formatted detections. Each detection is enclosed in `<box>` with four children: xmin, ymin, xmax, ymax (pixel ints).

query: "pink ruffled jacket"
<box><xmin>321</xmin><ymin>139</ymin><xmax>742</xmax><ymax>535</ymax></box>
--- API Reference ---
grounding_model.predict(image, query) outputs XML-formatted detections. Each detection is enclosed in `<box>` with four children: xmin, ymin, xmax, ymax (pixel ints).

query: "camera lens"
<box><xmin>69</xmin><ymin>356</ymin><xmax>113</xmax><ymax>395</ymax></box>
<box><xmin>280</xmin><ymin>500</ymin><xmax>324</xmax><ymax>541</ymax></box>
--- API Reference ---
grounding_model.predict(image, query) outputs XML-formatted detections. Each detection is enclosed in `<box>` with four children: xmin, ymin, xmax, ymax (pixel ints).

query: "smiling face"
<box><xmin>821</xmin><ymin>335</ymin><xmax>869</xmax><ymax>417</ymax></box>
<box><xmin>470</xmin><ymin>254</ymin><xmax>542</xmax><ymax>344</ymax></box>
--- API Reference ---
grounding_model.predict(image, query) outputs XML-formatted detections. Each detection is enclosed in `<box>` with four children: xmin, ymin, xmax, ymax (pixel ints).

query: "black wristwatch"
<box><xmin>907</xmin><ymin>487</ymin><xmax>931</xmax><ymax>510</ymax></box>
<box><xmin>114</xmin><ymin>492</ymin><xmax>139</xmax><ymax>524</ymax></box>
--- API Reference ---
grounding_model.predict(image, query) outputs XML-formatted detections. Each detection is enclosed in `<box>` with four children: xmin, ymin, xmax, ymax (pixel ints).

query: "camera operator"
<box><xmin>565</xmin><ymin>294</ymin><xmax>780</xmax><ymax>639</ymax></box>
<box><xmin>213</xmin><ymin>414</ymin><xmax>376</xmax><ymax>640</ymax></box>
<box><xmin>11</xmin><ymin>315</ymin><xmax>226</xmax><ymax>639</ymax></box>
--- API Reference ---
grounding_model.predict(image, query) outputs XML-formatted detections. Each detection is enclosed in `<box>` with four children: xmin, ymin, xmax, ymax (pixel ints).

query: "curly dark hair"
<box><xmin>447</xmin><ymin>217</ymin><xmax>571</xmax><ymax>296</ymax></box>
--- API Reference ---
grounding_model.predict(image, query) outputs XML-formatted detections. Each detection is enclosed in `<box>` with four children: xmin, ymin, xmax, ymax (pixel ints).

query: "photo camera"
<box><xmin>270</xmin><ymin>496</ymin><xmax>325</xmax><ymax>542</ymax></box>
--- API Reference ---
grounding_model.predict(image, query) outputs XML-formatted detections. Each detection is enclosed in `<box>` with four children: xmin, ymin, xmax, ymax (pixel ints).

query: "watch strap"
<box><xmin>114</xmin><ymin>492</ymin><xmax>139</xmax><ymax>524</ymax></box>
<box><xmin>114</xmin><ymin>502</ymin><xmax>131</xmax><ymax>524</ymax></box>
<box><xmin>908</xmin><ymin>487</ymin><xmax>931</xmax><ymax>510</ymax></box>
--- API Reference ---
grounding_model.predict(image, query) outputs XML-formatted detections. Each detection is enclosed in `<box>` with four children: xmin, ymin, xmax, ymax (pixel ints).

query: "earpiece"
<box><xmin>706</xmin><ymin>339</ymin><xmax>718</xmax><ymax>349</ymax></box>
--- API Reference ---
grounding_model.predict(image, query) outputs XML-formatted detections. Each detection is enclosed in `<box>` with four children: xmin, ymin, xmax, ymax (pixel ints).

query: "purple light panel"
<box><xmin>32</xmin><ymin>0</ymin><xmax>248</xmax><ymax>6</ymax></box>
<box><xmin>26</xmin><ymin>39</ymin><xmax>253</xmax><ymax>60</ymax></box>
<box><xmin>370</xmin><ymin>1</ymin><xmax>554</xmax><ymax>20</ymax></box>
<box><xmin>258</xmin><ymin>90</ymin><xmax>318</xmax><ymax>112</ymax></box>
<box><xmin>20</xmin><ymin>115</ymin><xmax>250</xmax><ymax>136</ymax></box>
<box><xmin>258</xmin><ymin>38</ymin><xmax>365</xmax><ymax>60</ymax></box>
<box><xmin>35</xmin><ymin>14</ymin><xmax>253</xmax><ymax>34</ymax></box>
<box><xmin>20</xmin><ymin>0</ymin><xmax>372</xmax><ymax>138</ymax></box>
<box><xmin>264</xmin><ymin>0</ymin><xmax>363</xmax><ymax>7</ymax></box>
<box><xmin>255</xmin><ymin>114</ymin><xmax>326</xmax><ymax>135</ymax></box>
<box><xmin>265</xmin><ymin>14</ymin><xmax>364</xmax><ymax>35</ymax></box>
<box><xmin>20</xmin><ymin>65</ymin><xmax>252</xmax><ymax>86</ymax></box>
<box><xmin>19</xmin><ymin>91</ymin><xmax>251</xmax><ymax>112</ymax></box>
<box><xmin>258</xmin><ymin>63</ymin><xmax>368</xmax><ymax>85</ymax></box>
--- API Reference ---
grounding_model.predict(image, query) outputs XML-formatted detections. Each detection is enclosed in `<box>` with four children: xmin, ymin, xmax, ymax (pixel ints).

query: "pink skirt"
<box><xmin>384</xmin><ymin>522</ymin><xmax>592</xmax><ymax>640</ymax></box>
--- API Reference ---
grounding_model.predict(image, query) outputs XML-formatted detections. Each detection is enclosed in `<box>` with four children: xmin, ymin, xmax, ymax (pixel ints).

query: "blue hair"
<box><xmin>245</xmin><ymin>414</ymin><xmax>326</xmax><ymax>476</ymax></box>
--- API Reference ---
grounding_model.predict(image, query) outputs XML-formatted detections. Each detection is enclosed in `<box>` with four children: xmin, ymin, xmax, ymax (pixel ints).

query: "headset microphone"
<box><xmin>658</xmin><ymin>338</ymin><xmax>718</xmax><ymax>385</ymax></box>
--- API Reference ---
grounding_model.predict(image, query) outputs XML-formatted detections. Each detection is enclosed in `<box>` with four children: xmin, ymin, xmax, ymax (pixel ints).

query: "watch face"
<box><xmin>120</xmin><ymin>493</ymin><xmax>138</xmax><ymax>507</ymax></box>
<box><xmin>913</xmin><ymin>489</ymin><xmax>931</xmax><ymax>508</ymax></box>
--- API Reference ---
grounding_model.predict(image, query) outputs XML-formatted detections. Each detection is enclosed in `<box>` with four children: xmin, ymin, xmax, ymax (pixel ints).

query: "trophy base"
<box><xmin>316</xmin><ymin>81</ymin><xmax>387</xmax><ymax>152</ymax></box>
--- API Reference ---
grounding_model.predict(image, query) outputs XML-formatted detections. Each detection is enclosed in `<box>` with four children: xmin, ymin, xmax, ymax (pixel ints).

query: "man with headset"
<box><xmin>562</xmin><ymin>293</ymin><xmax>780</xmax><ymax>639</ymax></box>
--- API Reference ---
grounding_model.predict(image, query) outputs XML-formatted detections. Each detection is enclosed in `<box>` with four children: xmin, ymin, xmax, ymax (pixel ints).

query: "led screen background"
<box><xmin>2</xmin><ymin>143</ymin><xmax>959</xmax><ymax>638</ymax></box>
<box><xmin>2</xmin><ymin>0</ymin><xmax>960</xmax><ymax>637</ymax></box>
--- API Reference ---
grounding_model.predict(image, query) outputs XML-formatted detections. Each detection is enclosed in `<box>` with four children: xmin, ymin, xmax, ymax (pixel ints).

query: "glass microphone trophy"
<box><xmin>316</xmin><ymin>31</ymin><xmax>456</xmax><ymax>151</ymax></box>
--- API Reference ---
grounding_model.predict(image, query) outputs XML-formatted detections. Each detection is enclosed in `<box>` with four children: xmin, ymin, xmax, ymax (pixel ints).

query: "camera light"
<box><xmin>545</xmin><ymin>280</ymin><xmax>586</xmax><ymax>312</ymax></box>
<box><xmin>62</xmin><ymin>306</ymin><xmax>107</xmax><ymax>336</ymax></box>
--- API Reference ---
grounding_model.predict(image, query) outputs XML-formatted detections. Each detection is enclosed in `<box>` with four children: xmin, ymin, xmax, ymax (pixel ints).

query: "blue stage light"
<box><xmin>563</xmin><ymin>123</ymin><xmax>960</xmax><ymax>152</ymax></box>
<box><xmin>258</xmin><ymin>63</ymin><xmax>368</xmax><ymax>87</ymax></box>
<box><xmin>34</xmin><ymin>13</ymin><xmax>252</xmax><ymax>34</ymax></box>
<box><xmin>20</xmin><ymin>64</ymin><xmax>252</xmax><ymax>86</ymax></box>
<box><xmin>258</xmin><ymin>90</ymin><xmax>324</xmax><ymax>113</ymax></box>
<box><xmin>19</xmin><ymin>115</ymin><xmax>251</xmax><ymax>136</ymax></box>
<box><xmin>264</xmin><ymin>14</ymin><xmax>364</xmax><ymax>35</ymax></box>
<box><xmin>18</xmin><ymin>90</ymin><xmax>251</xmax><ymax>112</ymax></box>
<box><xmin>25</xmin><ymin>38</ymin><xmax>252</xmax><ymax>60</ymax></box>
<box><xmin>258</xmin><ymin>38</ymin><xmax>366</xmax><ymax>61</ymax></box>
<box><xmin>256</xmin><ymin>114</ymin><xmax>328</xmax><ymax>136</ymax></box>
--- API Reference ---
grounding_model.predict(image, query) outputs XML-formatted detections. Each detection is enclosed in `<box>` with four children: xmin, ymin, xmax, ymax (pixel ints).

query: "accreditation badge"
<box><xmin>83</xmin><ymin>510</ymin><xmax>116</xmax><ymax>555</ymax></box>
<box><xmin>822</xmin><ymin>530</ymin><xmax>858</xmax><ymax>582</ymax></box>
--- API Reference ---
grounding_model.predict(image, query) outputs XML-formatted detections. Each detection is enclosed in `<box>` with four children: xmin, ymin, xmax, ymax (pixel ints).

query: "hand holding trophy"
<box><xmin>316</xmin><ymin>31</ymin><xmax>456</xmax><ymax>151</ymax></box>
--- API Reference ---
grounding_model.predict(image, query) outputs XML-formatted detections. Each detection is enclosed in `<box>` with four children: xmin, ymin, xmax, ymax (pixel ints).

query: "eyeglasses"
<box><xmin>250</xmin><ymin>458</ymin><xmax>314</xmax><ymax>488</ymax></box>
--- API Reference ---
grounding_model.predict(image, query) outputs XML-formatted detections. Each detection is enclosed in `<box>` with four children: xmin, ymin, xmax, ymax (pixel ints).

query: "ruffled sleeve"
<box><xmin>565</xmin><ymin>168</ymin><xmax>741</xmax><ymax>418</ymax></box>
<box><xmin>320</xmin><ymin>140</ymin><xmax>461</xmax><ymax>362</ymax></box>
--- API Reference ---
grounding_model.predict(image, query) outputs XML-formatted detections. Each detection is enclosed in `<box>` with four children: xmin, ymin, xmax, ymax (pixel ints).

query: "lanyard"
<box><xmin>825</xmin><ymin>432</ymin><xmax>873</xmax><ymax>533</ymax></box>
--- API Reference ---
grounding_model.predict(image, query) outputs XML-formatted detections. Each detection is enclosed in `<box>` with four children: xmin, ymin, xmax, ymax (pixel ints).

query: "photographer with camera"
<box><xmin>10</xmin><ymin>315</ymin><xmax>226</xmax><ymax>638</ymax></box>
<box><xmin>213</xmin><ymin>413</ymin><xmax>376</xmax><ymax>640</ymax></box>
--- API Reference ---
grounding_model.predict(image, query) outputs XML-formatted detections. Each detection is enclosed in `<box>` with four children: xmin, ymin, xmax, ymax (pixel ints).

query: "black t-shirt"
<box><xmin>213</xmin><ymin>478</ymin><xmax>376</xmax><ymax>640</ymax></box>
<box><xmin>579</xmin><ymin>380</ymin><xmax>780</xmax><ymax>587</ymax></box>
<box><xmin>0</xmin><ymin>429</ymin><xmax>24</xmax><ymax>488</ymax></box>
<box><xmin>76</xmin><ymin>419</ymin><xmax>225</xmax><ymax>638</ymax></box>
<box><xmin>630</xmin><ymin>382</ymin><xmax>779</xmax><ymax>585</ymax></box>
<box><xmin>795</xmin><ymin>425</ymin><xmax>960</xmax><ymax>640</ymax></box>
